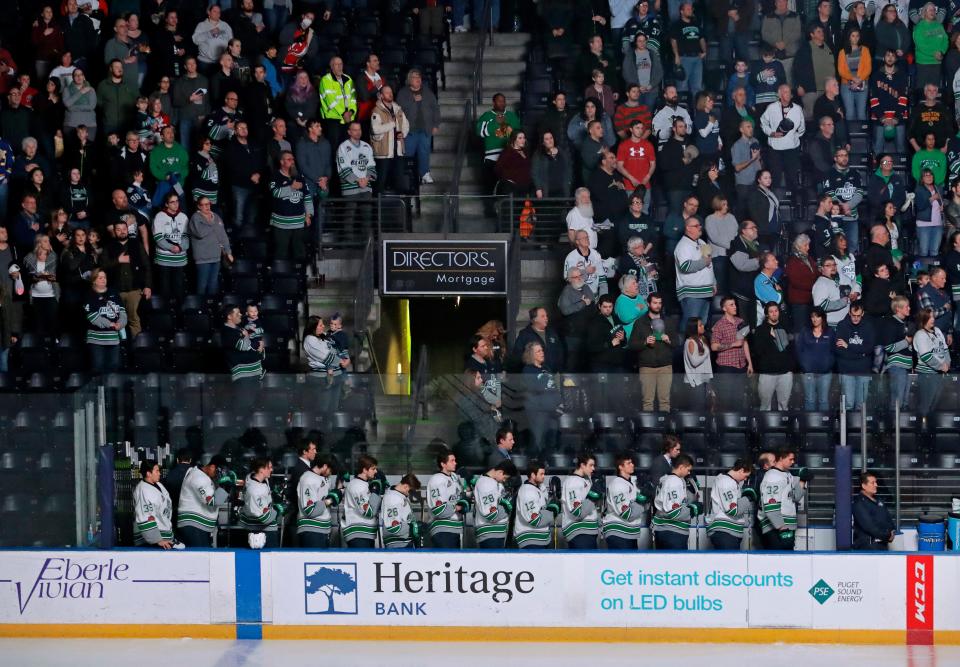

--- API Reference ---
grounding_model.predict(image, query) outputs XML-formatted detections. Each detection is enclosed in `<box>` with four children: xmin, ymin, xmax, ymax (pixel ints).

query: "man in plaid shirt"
<box><xmin>710</xmin><ymin>296</ymin><xmax>753</xmax><ymax>409</ymax></box>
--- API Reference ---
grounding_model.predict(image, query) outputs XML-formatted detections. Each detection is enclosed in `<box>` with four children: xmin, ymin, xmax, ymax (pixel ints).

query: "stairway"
<box><xmin>416</xmin><ymin>32</ymin><xmax>531</xmax><ymax>232</ymax></box>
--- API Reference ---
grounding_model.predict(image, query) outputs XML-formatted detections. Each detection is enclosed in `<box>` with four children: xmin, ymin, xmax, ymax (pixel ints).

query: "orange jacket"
<box><xmin>837</xmin><ymin>47</ymin><xmax>872</xmax><ymax>85</ymax></box>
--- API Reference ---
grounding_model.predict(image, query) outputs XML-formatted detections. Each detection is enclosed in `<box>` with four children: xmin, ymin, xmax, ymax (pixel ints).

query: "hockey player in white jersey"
<box><xmin>652</xmin><ymin>453</ymin><xmax>702</xmax><ymax>550</ymax></box>
<box><xmin>239</xmin><ymin>458</ymin><xmax>281</xmax><ymax>548</ymax></box>
<box><xmin>297</xmin><ymin>456</ymin><xmax>338</xmax><ymax>548</ymax></box>
<box><xmin>758</xmin><ymin>448</ymin><xmax>809</xmax><ymax>551</ymax></box>
<box><xmin>343</xmin><ymin>454</ymin><xmax>387</xmax><ymax>548</ymax></box>
<box><xmin>134</xmin><ymin>460</ymin><xmax>176</xmax><ymax>548</ymax></box>
<box><xmin>177</xmin><ymin>454</ymin><xmax>228</xmax><ymax>547</ymax></box>
<box><xmin>562</xmin><ymin>452</ymin><xmax>602</xmax><ymax>549</ymax></box>
<box><xmin>514</xmin><ymin>460</ymin><xmax>560</xmax><ymax>549</ymax></box>
<box><xmin>381</xmin><ymin>473</ymin><xmax>422</xmax><ymax>549</ymax></box>
<box><xmin>473</xmin><ymin>460</ymin><xmax>518</xmax><ymax>548</ymax></box>
<box><xmin>602</xmin><ymin>452</ymin><xmax>649</xmax><ymax>550</ymax></box>
<box><xmin>427</xmin><ymin>450</ymin><xmax>471</xmax><ymax>548</ymax></box>
<box><xmin>706</xmin><ymin>459</ymin><xmax>755</xmax><ymax>551</ymax></box>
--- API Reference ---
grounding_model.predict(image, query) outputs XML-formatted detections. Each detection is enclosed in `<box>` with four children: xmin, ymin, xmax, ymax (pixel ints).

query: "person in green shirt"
<box><xmin>475</xmin><ymin>93</ymin><xmax>521</xmax><ymax>210</ymax></box>
<box><xmin>912</xmin><ymin>130</ymin><xmax>948</xmax><ymax>186</ymax></box>
<box><xmin>148</xmin><ymin>126</ymin><xmax>189</xmax><ymax>207</ymax></box>
<box><xmin>913</xmin><ymin>3</ymin><xmax>948</xmax><ymax>92</ymax></box>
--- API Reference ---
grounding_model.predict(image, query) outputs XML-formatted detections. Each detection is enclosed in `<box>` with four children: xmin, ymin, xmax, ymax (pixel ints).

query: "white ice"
<box><xmin>2</xmin><ymin>640</ymin><xmax>958</xmax><ymax>667</ymax></box>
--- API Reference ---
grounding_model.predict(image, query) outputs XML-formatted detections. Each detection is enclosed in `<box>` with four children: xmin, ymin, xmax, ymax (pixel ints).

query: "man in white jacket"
<box><xmin>812</xmin><ymin>256</ymin><xmax>852</xmax><ymax>326</ymax></box>
<box><xmin>369</xmin><ymin>86</ymin><xmax>410</xmax><ymax>194</ymax></box>
<box><xmin>674</xmin><ymin>217</ymin><xmax>716</xmax><ymax>332</ymax></box>
<box><xmin>760</xmin><ymin>84</ymin><xmax>805</xmax><ymax>203</ymax></box>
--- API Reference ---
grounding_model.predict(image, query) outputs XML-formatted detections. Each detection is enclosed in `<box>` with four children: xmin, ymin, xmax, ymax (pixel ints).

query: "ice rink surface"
<box><xmin>2</xmin><ymin>640</ymin><xmax>959</xmax><ymax>667</ymax></box>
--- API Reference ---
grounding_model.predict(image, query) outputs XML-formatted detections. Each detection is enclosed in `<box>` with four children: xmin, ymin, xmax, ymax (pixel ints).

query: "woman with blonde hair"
<box><xmin>476</xmin><ymin>320</ymin><xmax>507</xmax><ymax>373</ymax></box>
<box><xmin>23</xmin><ymin>234</ymin><xmax>59</xmax><ymax>337</ymax></box>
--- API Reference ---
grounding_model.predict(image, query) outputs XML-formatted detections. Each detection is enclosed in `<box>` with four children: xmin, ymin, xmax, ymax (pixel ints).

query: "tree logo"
<box><xmin>304</xmin><ymin>563</ymin><xmax>359</xmax><ymax>615</ymax></box>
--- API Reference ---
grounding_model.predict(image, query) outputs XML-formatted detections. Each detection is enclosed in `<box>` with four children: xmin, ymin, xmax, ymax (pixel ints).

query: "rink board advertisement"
<box><xmin>0</xmin><ymin>551</ymin><xmax>235</xmax><ymax>625</ymax></box>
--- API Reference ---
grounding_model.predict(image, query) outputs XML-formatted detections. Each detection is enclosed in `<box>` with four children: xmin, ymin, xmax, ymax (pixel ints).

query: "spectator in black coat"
<box><xmin>510</xmin><ymin>306</ymin><xmax>565</xmax><ymax>373</ymax></box>
<box><xmin>585</xmin><ymin>295</ymin><xmax>627</xmax><ymax>372</ymax></box>
<box><xmin>853</xmin><ymin>471</ymin><xmax>895</xmax><ymax>550</ymax></box>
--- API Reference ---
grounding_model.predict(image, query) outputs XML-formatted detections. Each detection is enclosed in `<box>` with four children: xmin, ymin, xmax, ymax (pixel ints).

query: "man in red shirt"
<box><xmin>613</xmin><ymin>84</ymin><xmax>652</xmax><ymax>140</ymax></box>
<box><xmin>616</xmin><ymin>118</ymin><xmax>656</xmax><ymax>211</ymax></box>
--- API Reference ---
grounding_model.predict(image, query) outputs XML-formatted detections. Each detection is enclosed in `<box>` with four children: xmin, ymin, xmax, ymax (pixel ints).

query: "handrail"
<box><xmin>402</xmin><ymin>345</ymin><xmax>430</xmax><ymax>462</ymax></box>
<box><xmin>353</xmin><ymin>236</ymin><xmax>376</xmax><ymax>344</ymax></box>
<box><xmin>445</xmin><ymin>0</ymin><xmax>495</xmax><ymax>233</ymax></box>
<box><xmin>505</xmin><ymin>232</ymin><xmax>522</xmax><ymax>346</ymax></box>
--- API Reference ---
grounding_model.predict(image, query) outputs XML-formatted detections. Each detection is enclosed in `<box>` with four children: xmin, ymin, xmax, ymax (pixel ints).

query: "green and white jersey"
<box><xmin>473</xmin><ymin>474</ymin><xmax>509</xmax><ymax>543</ymax></box>
<box><xmin>297</xmin><ymin>470</ymin><xmax>334</xmax><ymax>535</ymax></box>
<box><xmin>151</xmin><ymin>210</ymin><xmax>190</xmax><ymax>267</ymax></box>
<box><xmin>343</xmin><ymin>477</ymin><xmax>380</xmax><ymax>541</ymax></box>
<box><xmin>133</xmin><ymin>480</ymin><xmax>173</xmax><ymax>545</ymax></box>
<box><xmin>514</xmin><ymin>481</ymin><xmax>552</xmax><ymax>547</ymax></box>
<box><xmin>380</xmin><ymin>488</ymin><xmax>416</xmax><ymax>548</ymax></box>
<box><xmin>239</xmin><ymin>474</ymin><xmax>278</xmax><ymax>532</ymax></box>
<box><xmin>707</xmin><ymin>473</ymin><xmax>749</xmax><ymax>538</ymax></box>
<box><xmin>758</xmin><ymin>467</ymin><xmax>802</xmax><ymax>534</ymax></box>
<box><xmin>427</xmin><ymin>471</ymin><xmax>465</xmax><ymax>537</ymax></box>
<box><xmin>177</xmin><ymin>467</ymin><xmax>218</xmax><ymax>534</ymax></box>
<box><xmin>561</xmin><ymin>474</ymin><xmax>599</xmax><ymax>540</ymax></box>
<box><xmin>652</xmin><ymin>473</ymin><xmax>693</xmax><ymax>536</ymax></box>
<box><xmin>602</xmin><ymin>475</ymin><xmax>646</xmax><ymax>539</ymax></box>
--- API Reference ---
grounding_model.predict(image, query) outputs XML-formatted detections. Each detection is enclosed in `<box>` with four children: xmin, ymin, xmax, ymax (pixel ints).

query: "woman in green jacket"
<box><xmin>913</xmin><ymin>3</ymin><xmax>948</xmax><ymax>92</ymax></box>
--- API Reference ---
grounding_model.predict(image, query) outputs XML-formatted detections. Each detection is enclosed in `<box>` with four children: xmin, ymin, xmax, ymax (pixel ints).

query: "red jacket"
<box><xmin>785</xmin><ymin>254</ymin><xmax>818</xmax><ymax>305</ymax></box>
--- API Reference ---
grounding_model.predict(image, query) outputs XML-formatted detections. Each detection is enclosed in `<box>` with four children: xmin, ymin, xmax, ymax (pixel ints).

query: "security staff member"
<box><xmin>852</xmin><ymin>471</ymin><xmax>895</xmax><ymax>551</ymax></box>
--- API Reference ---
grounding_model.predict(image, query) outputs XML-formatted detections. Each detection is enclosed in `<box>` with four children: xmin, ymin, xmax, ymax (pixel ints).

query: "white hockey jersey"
<box><xmin>473</xmin><ymin>474</ymin><xmax>510</xmax><ymax>543</ymax></box>
<box><xmin>133</xmin><ymin>480</ymin><xmax>174</xmax><ymax>545</ymax></box>
<box><xmin>380</xmin><ymin>487</ymin><xmax>416</xmax><ymax>548</ymax></box>
<box><xmin>297</xmin><ymin>469</ymin><xmax>334</xmax><ymax>535</ymax></box>
<box><xmin>177</xmin><ymin>467</ymin><xmax>218</xmax><ymax>534</ymax></box>
<box><xmin>514</xmin><ymin>481</ymin><xmax>553</xmax><ymax>547</ymax></box>
<box><xmin>343</xmin><ymin>476</ymin><xmax>380</xmax><ymax>541</ymax></box>
<box><xmin>601</xmin><ymin>475</ymin><xmax>646</xmax><ymax>539</ymax></box>
<box><xmin>561</xmin><ymin>474</ymin><xmax>599</xmax><ymax>540</ymax></box>
<box><xmin>239</xmin><ymin>474</ymin><xmax>278</xmax><ymax>533</ymax></box>
<box><xmin>427</xmin><ymin>471</ymin><xmax>466</xmax><ymax>538</ymax></box>
<box><xmin>706</xmin><ymin>473</ymin><xmax>750</xmax><ymax>537</ymax></box>
<box><xmin>652</xmin><ymin>473</ymin><xmax>694</xmax><ymax>536</ymax></box>
<box><xmin>758</xmin><ymin>467</ymin><xmax>803</xmax><ymax>534</ymax></box>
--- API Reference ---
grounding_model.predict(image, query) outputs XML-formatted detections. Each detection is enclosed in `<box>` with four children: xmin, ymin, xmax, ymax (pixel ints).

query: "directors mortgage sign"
<box><xmin>382</xmin><ymin>239</ymin><xmax>508</xmax><ymax>296</ymax></box>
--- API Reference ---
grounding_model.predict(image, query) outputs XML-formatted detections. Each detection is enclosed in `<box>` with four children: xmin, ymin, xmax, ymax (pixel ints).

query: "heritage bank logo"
<box><xmin>304</xmin><ymin>563</ymin><xmax>359</xmax><ymax>615</ymax></box>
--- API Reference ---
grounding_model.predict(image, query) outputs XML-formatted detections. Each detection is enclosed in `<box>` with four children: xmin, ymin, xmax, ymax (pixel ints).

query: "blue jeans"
<box><xmin>677</xmin><ymin>56</ymin><xmax>703</xmax><ymax>98</ymax></box>
<box><xmin>89</xmin><ymin>344</ymin><xmax>121</xmax><ymax>374</ymax></box>
<box><xmin>472</xmin><ymin>0</ymin><xmax>500</xmax><ymax>29</ymax></box>
<box><xmin>886</xmin><ymin>367</ymin><xmax>910</xmax><ymax>411</ymax></box>
<box><xmin>151</xmin><ymin>175</ymin><xmax>180</xmax><ymax>209</ymax></box>
<box><xmin>873</xmin><ymin>125</ymin><xmax>906</xmax><ymax>154</ymax></box>
<box><xmin>842</xmin><ymin>220</ymin><xmax>860</xmax><ymax>254</ymax></box>
<box><xmin>232</xmin><ymin>186</ymin><xmax>259</xmax><ymax>229</ymax></box>
<box><xmin>840</xmin><ymin>84</ymin><xmax>868</xmax><ymax>121</ymax></box>
<box><xmin>719</xmin><ymin>30</ymin><xmax>751</xmax><ymax>63</ymax></box>
<box><xmin>917</xmin><ymin>225</ymin><xmax>942</xmax><ymax>257</ymax></box>
<box><xmin>178</xmin><ymin>117</ymin><xmax>198</xmax><ymax>149</ymax></box>
<box><xmin>802</xmin><ymin>372</ymin><xmax>832</xmax><ymax>411</ymax></box>
<box><xmin>451</xmin><ymin>0</ymin><xmax>467</xmax><ymax>27</ymax></box>
<box><xmin>638</xmin><ymin>91</ymin><xmax>658</xmax><ymax>112</ymax></box>
<box><xmin>264</xmin><ymin>6</ymin><xmax>289</xmax><ymax>36</ymax></box>
<box><xmin>0</xmin><ymin>347</ymin><xmax>7</xmax><ymax>373</ymax></box>
<box><xmin>0</xmin><ymin>180</ymin><xmax>8</xmax><ymax>224</ymax></box>
<box><xmin>405</xmin><ymin>130</ymin><xmax>433</xmax><ymax>177</ymax></box>
<box><xmin>916</xmin><ymin>373</ymin><xmax>944</xmax><ymax>416</ymax></box>
<box><xmin>195</xmin><ymin>262</ymin><xmax>221</xmax><ymax>295</ymax></box>
<box><xmin>713</xmin><ymin>255</ymin><xmax>729</xmax><ymax>295</ymax></box>
<box><xmin>679</xmin><ymin>297</ymin><xmax>711</xmax><ymax>335</ymax></box>
<box><xmin>840</xmin><ymin>374</ymin><xmax>871</xmax><ymax>410</ymax></box>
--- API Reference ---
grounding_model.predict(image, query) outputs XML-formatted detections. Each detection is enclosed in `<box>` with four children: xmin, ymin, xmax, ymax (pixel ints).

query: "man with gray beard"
<box><xmin>565</xmin><ymin>187</ymin><xmax>597</xmax><ymax>249</ymax></box>
<box><xmin>557</xmin><ymin>266</ymin><xmax>596</xmax><ymax>372</ymax></box>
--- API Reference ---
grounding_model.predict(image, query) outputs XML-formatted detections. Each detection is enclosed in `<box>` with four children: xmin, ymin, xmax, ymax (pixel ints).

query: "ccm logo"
<box><xmin>906</xmin><ymin>555</ymin><xmax>934</xmax><ymax>634</ymax></box>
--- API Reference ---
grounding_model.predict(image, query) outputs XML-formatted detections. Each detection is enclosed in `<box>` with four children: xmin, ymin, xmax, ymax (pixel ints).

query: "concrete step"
<box><xmin>445</xmin><ymin>74</ymin><xmax>523</xmax><ymax>92</ymax></box>
<box><xmin>449</xmin><ymin>45</ymin><xmax>528</xmax><ymax>63</ymax></box>
<box><xmin>450</xmin><ymin>32</ymin><xmax>531</xmax><ymax>49</ymax></box>
<box><xmin>445</xmin><ymin>60</ymin><xmax>527</xmax><ymax>76</ymax></box>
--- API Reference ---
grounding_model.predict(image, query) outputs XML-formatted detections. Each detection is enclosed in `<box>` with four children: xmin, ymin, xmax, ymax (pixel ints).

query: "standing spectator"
<box><xmin>725</xmin><ymin>60</ymin><xmax>756</xmax><ymax>109</ymax></box>
<box><xmin>566</xmin><ymin>188</ymin><xmax>598</xmax><ymax>248</ymax></box>
<box><xmin>881</xmin><ymin>295</ymin><xmax>914</xmax><ymax>411</ymax></box>
<box><xmin>279</xmin><ymin>10</ymin><xmax>314</xmax><ymax>74</ymax></box>
<box><xmin>532</xmin><ymin>131</ymin><xmax>573</xmax><ymax>199</ymax></box>
<box><xmin>615</xmin><ymin>118</ymin><xmax>656</xmax><ymax>208</ymax></box>
<box><xmin>586</xmin><ymin>295</ymin><xmax>628</xmax><ymax>372</ymax></box>
<box><xmin>370</xmin><ymin>85</ymin><xmax>410</xmax><ymax>194</ymax></box>
<box><xmin>760</xmin><ymin>0</ymin><xmax>803</xmax><ymax>86</ymax></box>
<box><xmin>31</xmin><ymin>5</ymin><xmax>64</xmax><ymax>80</ymax></box>
<box><xmin>564</xmin><ymin>230</ymin><xmax>607</xmax><ymax>296</ymax></box>
<box><xmin>511</xmin><ymin>307</ymin><xmax>564</xmax><ymax>373</ymax></box>
<box><xmin>613</xmin><ymin>85</ymin><xmax>651</xmax><ymax>144</ymax></box>
<box><xmin>284</xmin><ymin>71</ymin><xmax>319</xmax><ymax>136</ymax></box>
<box><xmin>223</xmin><ymin>121</ymin><xmax>265</xmax><ymax>229</ymax></box>
<box><xmin>84</xmin><ymin>269</ymin><xmax>127</xmax><ymax>374</ymax></box>
<box><xmin>58</xmin><ymin>226</ymin><xmax>96</xmax><ymax>335</ymax></box>
<box><xmin>629</xmin><ymin>293</ymin><xmax>676</xmax><ymax>412</ymax></box>
<box><xmin>336</xmin><ymin>122</ymin><xmax>376</xmax><ymax>239</ymax></box>
<box><xmin>650</xmin><ymin>85</ymin><xmax>692</xmax><ymax>146</ymax></box>
<box><xmin>615</xmin><ymin>198</ymin><xmax>659</xmax><ymax>259</ymax></box>
<box><xmin>63</xmin><ymin>69</ymin><xmax>97</xmax><ymax>139</ymax></box>
<box><xmin>755</xmin><ymin>250</ymin><xmax>785</xmax><ymax>326</ymax></box>
<box><xmin>913</xmin><ymin>2</ymin><xmax>948</xmax><ymax>92</ymax></box>
<box><xmin>658</xmin><ymin>118</ymin><xmax>696</xmax><ymax>215</ymax></box>
<box><xmin>557</xmin><ymin>266</ymin><xmax>595</xmax><ymax>371</ymax></box>
<box><xmin>150</xmin><ymin>10</ymin><xmax>188</xmax><ymax>82</ymax></box>
<box><xmin>495</xmin><ymin>131</ymin><xmax>533</xmax><ymax>198</ymax></box>
<box><xmin>538</xmin><ymin>91</ymin><xmax>574</xmax><ymax>150</ymax></box>
<box><xmin>148</xmin><ymin>126</ymin><xmax>189</xmax><ymax>207</ymax></box>
<box><xmin>189</xmin><ymin>197</ymin><xmax>232</xmax><ymax>295</ymax></box>
<box><xmin>712</xmin><ymin>0</ymin><xmax>755</xmax><ymax>63</ymax></box>
<box><xmin>710</xmin><ymin>296</ymin><xmax>752</xmax><ymax>409</ymax></box>
<box><xmin>821</xmin><ymin>147</ymin><xmax>866</xmax><ymax>253</ymax></box>
<box><xmin>11</xmin><ymin>194</ymin><xmax>42</xmax><ymax>259</ymax></box>
<box><xmin>192</xmin><ymin>5</ymin><xmax>233</xmax><ymax>74</ymax></box>
<box><xmin>205</xmin><ymin>91</ymin><xmax>242</xmax><ymax>159</ymax></box>
<box><xmin>172</xmin><ymin>57</ymin><xmax>211</xmax><ymax>149</ymax></box>
<box><xmin>675</xmin><ymin>216</ymin><xmax>716</xmax><ymax>333</ymax></box>
<box><xmin>318</xmin><ymin>56</ymin><xmax>357</xmax><ymax>155</ymax></box>
<box><xmin>1</xmin><ymin>90</ymin><xmax>31</xmax><ymax>155</ymax></box>
<box><xmin>795</xmin><ymin>308</ymin><xmax>836</xmax><ymax>410</ymax></box>
<box><xmin>295</xmin><ymin>119</ymin><xmax>331</xmax><ymax>239</ymax></box>
<box><xmin>476</xmin><ymin>93</ymin><xmax>521</xmax><ymax>199</ymax></box>
<box><xmin>751</xmin><ymin>47</ymin><xmax>787</xmax><ymax>114</ymax></box>
<box><xmin>912</xmin><ymin>132</ymin><xmax>947</xmax><ymax>187</ymax></box>
<box><xmin>669</xmin><ymin>1</ymin><xmax>706</xmax><ymax>101</ymax></box>
<box><xmin>242</xmin><ymin>64</ymin><xmax>276</xmax><ymax>144</ymax></box>
<box><xmin>396</xmin><ymin>69</ymin><xmax>440</xmax><ymax>185</ymax></box>
<box><xmin>914</xmin><ymin>168</ymin><xmax>945</xmax><ymax>257</ymax></box>
<box><xmin>745</xmin><ymin>169</ymin><xmax>781</xmax><ymax>250</ymax></box>
<box><xmin>705</xmin><ymin>194</ymin><xmax>737</xmax><ymax>295</ymax></box>
<box><xmin>837</xmin><ymin>29</ymin><xmax>872</xmax><ymax>121</ymax></box>
<box><xmin>917</xmin><ymin>267</ymin><xmax>954</xmax><ymax>344</ymax></box>
<box><xmin>104</xmin><ymin>17</ymin><xmax>139</xmax><ymax>88</ymax></box>
<box><xmin>750</xmin><ymin>302</ymin><xmax>795</xmax><ymax>410</ymax></box>
<box><xmin>852</xmin><ymin>472</ymin><xmax>896</xmax><ymax>551</ymax></box>
<box><xmin>683</xmin><ymin>317</ymin><xmax>713</xmax><ymax>409</ymax></box>
<box><xmin>794</xmin><ymin>25</ymin><xmax>836</xmax><ymax>117</ymax></box>
<box><xmin>190</xmin><ymin>137</ymin><xmax>220</xmax><ymax>207</ymax></box>
<box><xmin>869</xmin><ymin>49</ymin><xmax>909</xmax><ymax>154</ymax></box>
<box><xmin>522</xmin><ymin>342</ymin><xmax>562</xmax><ymax>458</ymax></box>
<box><xmin>583</xmin><ymin>69</ymin><xmax>617</xmax><ymax>118</ymax></box>
<box><xmin>730</xmin><ymin>118</ymin><xmax>762</xmax><ymax>211</ymax></box>
<box><xmin>813</xmin><ymin>256</ymin><xmax>853</xmax><ymax>327</ymax></box>
<box><xmin>874</xmin><ymin>4</ymin><xmax>911</xmax><ymax>61</ymax></box>
<box><xmin>621</xmin><ymin>35</ymin><xmax>663</xmax><ymax>112</ymax></box>
<box><xmin>836</xmin><ymin>303</ymin><xmax>877</xmax><ymax>410</ymax></box>
<box><xmin>760</xmin><ymin>85</ymin><xmax>804</xmax><ymax>203</ymax></box>
<box><xmin>587</xmin><ymin>150</ymin><xmax>627</xmax><ymax>255</ymax></box>
<box><xmin>868</xmin><ymin>154</ymin><xmax>907</xmax><ymax>222</ymax></box>
<box><xmin>908</xmin><ymin>83</ymin><xmax>952</xmax><ymax>152</ymax></box>
<box><xmin>22</xmin><ymin>235</ymin><xmax>59</xmax><ymax>338</ymax></box>
<box><xmin>729</xmin><ymin>219</ymin><xmax>762</xmax><ymax>328</ymax></box>
<box><xmin>101</xmin><ymin>221</ymin><xmax>151</xmax><ymax>339</ymax></box>
<box><xmin>270</xmin><ymin>151</ymin><xmax>312</xmax><ymax>261</ymax></box>
<box><xmin>151</xmin><ymin>191</ymin><xmax>189</xmax><ymax>302</ymax></box>
<box><xmin>222</xmin><ymin>304</ymin><xmax>263</xmax><ymax>387</ymax></box>
<box><xmin>615</xmin><ymin>273</ymin><xmax>649</xmax><ymax>340</ymax></box>
<box><xmin>914</xmin><ymin>307</ymin><xmax>951</xmax><ymax>416</ymax></box>
<box><xmin>60</xmin><ymin>0</ymin><xmax>96</xmax><ymax>70</ymax></box>
<box><xmin>785</xmin><ymin>235</ymin><xmax>818</xmax><ymax>331</ymax></box>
